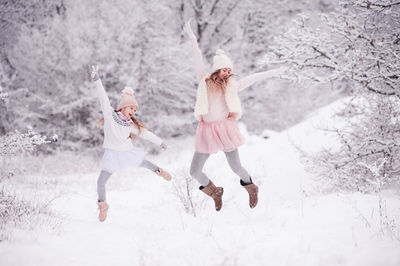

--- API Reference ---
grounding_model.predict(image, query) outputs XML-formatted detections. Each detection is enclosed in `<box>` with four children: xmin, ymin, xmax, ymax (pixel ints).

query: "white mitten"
<box><xmin>90</xmin><ymin>65</ymin><xmax>99</xmax><ymax>81</ymax></box>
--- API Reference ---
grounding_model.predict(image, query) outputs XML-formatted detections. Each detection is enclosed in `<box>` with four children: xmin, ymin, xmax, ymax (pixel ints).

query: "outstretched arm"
<box><xmin>184</xmin><ymin>20</ymin><xmax>207</xmax><ymax>81</ymax></box>
<box><xmin>136</xmin><ymin>128</ymin><xmax>167</xmax><ymax>149</ymax></box>
<box><xmin>90</xmin><ymin>65</ymin><xmax>112</xmax><ymax>115</ymax></box>
<box><xmin>238</xmin><ymin>66</ymin><xmax>288</xmax><ymax>92</ymax></box>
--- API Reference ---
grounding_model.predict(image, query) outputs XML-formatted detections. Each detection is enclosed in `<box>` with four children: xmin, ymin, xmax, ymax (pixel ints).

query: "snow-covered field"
<box><xmin>1</xmin><ymin>99</ymin><xmax>399</xmax><ymax>266</ymax></box>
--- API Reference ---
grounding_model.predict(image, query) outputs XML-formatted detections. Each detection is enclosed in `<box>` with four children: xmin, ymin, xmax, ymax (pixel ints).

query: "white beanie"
<box><xmin>212</xmin><ymin>49</ymin><xmax>233</xmax><ymax>72</ymax></box>
<box><xmin>117</xmin><ymin>86</ymin><xmax>138</xmax><ymax>110</ymax></box>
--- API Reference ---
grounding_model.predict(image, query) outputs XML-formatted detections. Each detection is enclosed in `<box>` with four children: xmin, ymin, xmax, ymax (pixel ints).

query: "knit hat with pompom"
<box><xmin>212</xmin><ymin>49</ymin><xmax>233</xmax><ymax>72</ymax></box>
<box><xmin>117</xmin><ymin>86</ymin><xmax>138</xmax><ymax>110</ymax></box>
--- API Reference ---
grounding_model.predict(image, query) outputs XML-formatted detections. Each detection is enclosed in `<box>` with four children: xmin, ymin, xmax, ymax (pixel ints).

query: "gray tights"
<box><xmin>97</xmin><ymin>159</ymin><xmax>159</xmax><ymax>201</ymax></box>
<box><xmin>189</xmin><ymin>149</ymin><xmax>251</xmax><ymax>187</ymax></box>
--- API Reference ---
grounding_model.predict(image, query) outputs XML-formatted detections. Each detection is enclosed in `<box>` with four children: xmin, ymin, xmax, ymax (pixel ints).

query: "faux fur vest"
<box><xmin>194</xmin><ymin>75</ymin><xmax>242</xmax><ymax>120</ymax></box>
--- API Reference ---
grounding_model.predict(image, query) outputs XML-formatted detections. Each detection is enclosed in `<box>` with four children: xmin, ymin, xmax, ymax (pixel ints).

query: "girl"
<box><xmin>184</xmin><ymin>21</ymin><xmax>287</xmax><ymax>211</ymax></box>
<box><xmin>90</xmin><ymin>65</ymin><xmax>171</xmax><ymax>222</ymax></box>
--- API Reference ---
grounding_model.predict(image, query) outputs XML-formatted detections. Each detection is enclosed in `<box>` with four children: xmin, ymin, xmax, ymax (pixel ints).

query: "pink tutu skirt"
<box><xmin>195</xmin><ymin>117</ymin><xmax>244</xmax><ymax>154</ymax></box>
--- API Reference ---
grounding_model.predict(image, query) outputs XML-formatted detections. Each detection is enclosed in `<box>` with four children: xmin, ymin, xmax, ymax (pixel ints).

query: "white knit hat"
<box><xmin>212</xmin><ymin>49</ymin><xmax>233</xmax><ymax>72</ymax></box>
<box><xmin>117</xmin><ymin>86</ymin><xmax>138</xmax><ymax>110</ymax></box>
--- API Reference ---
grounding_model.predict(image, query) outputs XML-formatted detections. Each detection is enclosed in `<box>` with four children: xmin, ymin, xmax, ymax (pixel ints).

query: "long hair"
<box><xmin>96</xmin><ymin>110</ymin><xmax>146</xmax><ymax>140</ymax></box>
<box><xmin>206</xmin><ymin>69</ymin><xmax>234</xmax><ymax>94</ymax></box>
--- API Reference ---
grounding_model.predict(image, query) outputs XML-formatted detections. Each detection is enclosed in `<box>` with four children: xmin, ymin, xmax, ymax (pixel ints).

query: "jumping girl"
<box><xmin>90</xmin><ymin>66</ymin><xmax>171</xmax><ymax>222</ymax></box>
<box><xmin>184</xmin><ymin>21</ymin><xmax>287</xmax><ymax>211</ymax></box>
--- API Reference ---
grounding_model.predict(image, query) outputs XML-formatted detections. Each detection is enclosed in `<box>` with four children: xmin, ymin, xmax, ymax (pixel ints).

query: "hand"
<box><xmin>228</xmin><ymin>112</ymin><xmax>237</xmax><ymax>119</ymax></box>
<box><xmin>183</xmin><ymin>19</ymin><xmax>196</xmax><ymax>40</ymax></box>
<box><xmin>160</xmin><ymin>143</ymin><xmax>168</xmax><ymax>150</ymax></box>
<box><xmin>90</xmin><ymin>65</ymin><xmax>99</xmax><ymax>81</ymax></box>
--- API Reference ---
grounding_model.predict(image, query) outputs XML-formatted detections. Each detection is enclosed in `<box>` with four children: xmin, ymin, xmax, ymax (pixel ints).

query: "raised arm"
<box><xmin>90</xmin><ymin>65</ymin><xmax>112</xmax><ymax>115</ymax></box>
<box><xmin>238</xmin><ymin>66</ymin><xmax>288</xmax><ymax>92</ymax></box>
<box><xmin>184</xmin><ymin>20</ymin><xmax>207</xmax><ymax>81</ymax></box>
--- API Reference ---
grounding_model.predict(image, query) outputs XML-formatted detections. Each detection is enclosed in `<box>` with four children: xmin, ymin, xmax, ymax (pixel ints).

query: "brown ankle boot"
<box><xmin>97</xmin><ymin>200</ymin><xmax>109</xmax><ymax>222</ymax></box>
<box><xmin>241</xmin><ymin>178</ymin><xmax>258</xmax><ymax>208</ymax></box>
<box><xmin>200</xmin><ymin>181</ymin><xmax>224</xmax><ymax>211</ymax></box>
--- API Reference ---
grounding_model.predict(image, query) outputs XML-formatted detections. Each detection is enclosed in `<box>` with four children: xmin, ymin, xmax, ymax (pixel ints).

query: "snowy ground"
<box><xmin>1</xmin><ymin>99</ymin><xmax>400</xmax><ymax>266</ymax></box>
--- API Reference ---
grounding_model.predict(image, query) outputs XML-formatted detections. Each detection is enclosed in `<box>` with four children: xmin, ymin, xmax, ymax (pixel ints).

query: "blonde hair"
<box><xmin>206</xmin><ymin>69</ymin><xmax>234</xmax><ymax>94</ymax></box>
<box><xmin>96</xmin><ymin>111</ymin><xmax>146</xmax><ymax>140</ymax></box>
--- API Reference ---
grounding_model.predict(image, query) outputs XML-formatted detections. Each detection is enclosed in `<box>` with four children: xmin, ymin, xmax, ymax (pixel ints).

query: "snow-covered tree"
<box><xmin>265</xmin><ymin>0</ymin><xmax>400</xmax><ymax>191</ymax></box>
<box><xmin>1</xmin><ymin>0</ymin><xmax>342</xmax><ymax>150</ymax></box>
<box><xmin>3</xmin><ymin>0</ymin><xmax>198</xmax><ymax>146</ymax></box>
<box><xmin>312</xmin><ymin>95</ymin><xmax>400</xmax><ymax>192</ymax></box>
<box><xmin>179</xmin><ymin>0</ymin><xmax>319</xmax><ymax>64</ymax></box>
<box><xmin>0</xmin><ymin>0</ymin><xmax>65</xmax><ymax>84</ymax></box>
<box><xmin>178</xmin><ymin>0</ymin><xmax>337</xmax><ymax>132</ymax></box>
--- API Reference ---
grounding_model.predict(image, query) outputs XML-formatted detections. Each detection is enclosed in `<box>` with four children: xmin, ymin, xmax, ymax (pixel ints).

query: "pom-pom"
<box><xmin>215</xmin><ymin>49</ymin><xmax>225</xmax><ymax>56</ymax></box>
<box><xmin>121</xmin><ymin>86</ymin><xmax>134</xmax><ymax>95</ymax></box>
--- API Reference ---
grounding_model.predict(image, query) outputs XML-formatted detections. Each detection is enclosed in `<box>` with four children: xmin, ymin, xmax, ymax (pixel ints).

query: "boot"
<box><xmin>155</xmin><ymin>168</ymin><xmax>172</xmax><ymax>181</ymax></box>
<box><xmin>97</xmin><ymin>200</ymin><xmax>109</xmax><ymax>222</ymax></box>
<box><xmin>200</xmin><ymin>180</ymin><xmax>224</xmax><ymax>211</ymax></box>
<box><xmin>241</xmin><ymin>178</ymin><xmax>258</xmax><ymax>208</ymax></box>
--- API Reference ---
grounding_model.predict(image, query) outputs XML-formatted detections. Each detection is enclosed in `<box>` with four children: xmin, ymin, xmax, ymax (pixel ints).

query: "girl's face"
<box><xmin>121</xmin><ymin>106</ymin><xmax>137</xmax><ymax>119</ymax></box>
<box><xmin>218</xmin><ymin>68</ymin><xmax>232</xmax><ymax>80</ymax></box>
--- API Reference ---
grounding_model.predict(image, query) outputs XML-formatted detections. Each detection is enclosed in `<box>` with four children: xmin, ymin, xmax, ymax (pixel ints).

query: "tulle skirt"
<box><xmin>101</xmin><ymin>147</ymin><xmax>146</xmax><ymax>174</ymax></box>
<box><xmin>195</xmin><ymin>117</ymin><xmax>244</xmax><ymax>154</ymax></box>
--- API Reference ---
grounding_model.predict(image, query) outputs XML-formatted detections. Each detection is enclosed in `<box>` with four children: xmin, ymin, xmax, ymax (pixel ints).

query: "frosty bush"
<box><xmin>0</xmin><ymin>124</ymin><xmax>58</xmax><ymax>240</ymax></box>
<box><xmin>0</xmin><ymin>127</ymin><xmax>52</xmax><ymax>156</ymax></box>
<box><xmin>171</xmin><ymin>169</ymin><xmax>206</xmax><ymax>216</ymax></box>
<box><xmin>0</xmin><ymin>129</ymin><xmax>59</xmax><ymax>241</ymax></box>
<box><xmin>310</xmin><ymin>95</ymin><xmax>400</xmax><ymax>192</ymax></box>
<box><xmin>0</xmin><ymin>186</ymin><xmax>60</xmax><ymax>242</ymax></box>
<box><xmin>266</xmin><ymin>0</ymin><xmax>400</xmax><ymax>192</ymax></box>
<box><xmin>0</xmin><ymin>127</ymin><xmax>57</xmax><ymax>182</ymax></box>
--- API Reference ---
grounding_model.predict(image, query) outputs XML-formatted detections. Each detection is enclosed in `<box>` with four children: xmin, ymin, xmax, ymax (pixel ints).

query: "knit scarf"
<box><xmin>113</xmin><ymin>111</ymin><xmax>134</xmax><ymax>126</ymax></box>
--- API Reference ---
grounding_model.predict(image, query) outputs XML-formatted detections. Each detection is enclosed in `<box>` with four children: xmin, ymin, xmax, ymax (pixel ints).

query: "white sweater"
<box><xmin>94</xmin><ymin>79</ymin><xmax>163</xmax><ymax>151</ymax></box>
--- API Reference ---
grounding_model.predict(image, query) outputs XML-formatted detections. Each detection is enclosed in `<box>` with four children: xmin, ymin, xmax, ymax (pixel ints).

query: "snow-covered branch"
<box><xmin>273</xmin><ymin>0</ymin><xmax>400</xmax><ymax>192</ymax></box>
<box><xmin>265</xmin><ymin>0</ymin><xmax>400</xmax><ymax>97</ymax></box>
<box><xmin>0</xmin><ymin>127</ymin><xmax>56</xmax><ymax>156</ymax></box>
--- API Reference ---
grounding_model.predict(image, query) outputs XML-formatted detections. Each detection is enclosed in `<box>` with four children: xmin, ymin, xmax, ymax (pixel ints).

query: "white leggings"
<box><xmin>189</xmin><ymin>149</ymin><xmax>251</xmax><ymax>187</ymax></box>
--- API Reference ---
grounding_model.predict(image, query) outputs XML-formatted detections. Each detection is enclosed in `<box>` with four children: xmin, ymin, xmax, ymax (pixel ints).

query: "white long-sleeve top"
<box><xmin>94</xmin><ymin>79</ymin><xmax>163</xmax><ymax>151</ymax></box>
<box><xmin>189</xmin><ymin>37</ymin><xmax>286</xmax><ymax>121</ymax></box>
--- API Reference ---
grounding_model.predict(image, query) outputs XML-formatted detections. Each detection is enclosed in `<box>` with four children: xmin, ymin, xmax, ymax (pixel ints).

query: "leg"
<box><xmin>140</xmin><ymin>159</ymin><xmax>171</xmax><ymax>181</ymax></box>
<box><xmin>225</xmin><ymin>149</ymin><xmax>258</xmax><ymax>208</ymax></box>
<box><xmin>189</xmin><ymin>152</ymin><xmax>211</xmax><ymax>187</ymax></box>
<box><xmin>190</xmin><ymin>152</ymin><xmax>223</xmax><ymax>211</ymax></box>
<box><xmin>224</xmin><ymin>149</ymin><xmax>251</xmax><ymax>184</ymax></box>
<box><xmin>97</xmin><ymin>170</ymin><xmax>112</xmax><ymax>202</ymax></box>
<box><xmin>96</xmin><ymin>170</ymin><xmax>111</xmax><ymax>222</ymax></box>
<box><xmin>140</xmin><ymin>159</ymin><xmax>159</xmax><ymax>172</ymax></box>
